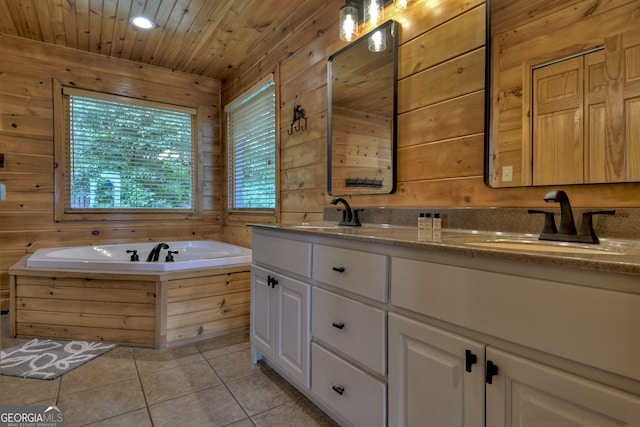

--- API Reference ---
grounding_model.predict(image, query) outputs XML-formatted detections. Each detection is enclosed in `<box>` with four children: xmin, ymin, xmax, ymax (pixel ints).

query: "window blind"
<box><xmin>63</xmin><ymin>88</ymin><xmax>196</xmax><ymax>212</ymax></box>
<box><xmin>226</xmin><ymin>76</ymin><xmax>276</xmax><ymax>210</ymax></box>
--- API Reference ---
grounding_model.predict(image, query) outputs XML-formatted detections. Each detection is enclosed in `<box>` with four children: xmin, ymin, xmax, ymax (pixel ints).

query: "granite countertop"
<box><xmin>251</xmin><ymin>222</ymin><xmax>640</xmax><ymax>276</ymax></box>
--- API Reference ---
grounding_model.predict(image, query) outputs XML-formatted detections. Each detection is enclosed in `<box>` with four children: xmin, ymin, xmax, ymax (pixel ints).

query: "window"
<box><xmin>226</xmin><ymin>75</ymin><xmax>276</xmax><ymax>211</ymax></box>
<box><xmin>59</xmin><ymin>87</ymin><xmax>196</xmax><ymax>214</ymax></box>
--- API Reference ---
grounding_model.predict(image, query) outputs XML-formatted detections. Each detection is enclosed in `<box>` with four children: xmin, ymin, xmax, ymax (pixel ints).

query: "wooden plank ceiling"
<box><xmin>0</xmin><ymin>0</ymin><xmax>328</xmax><ymax>82</ymax></box>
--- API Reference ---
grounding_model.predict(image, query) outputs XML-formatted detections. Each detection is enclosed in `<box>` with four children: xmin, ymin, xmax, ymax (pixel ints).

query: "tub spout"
<box><xmin>146</xmin><ymin>243</ymin><xmax>169</xmax><ymax>262</ymax></box>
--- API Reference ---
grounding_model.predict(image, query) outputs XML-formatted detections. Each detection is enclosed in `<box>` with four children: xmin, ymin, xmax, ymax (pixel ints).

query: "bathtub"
<box><xmin>26</xmin><ymin>240</ymin><xmax>252</xmax><ymax>272</ymax></box>
<box><xmin>11</xmin><ymin>240</ymin><xmax>253</xmax><ymax>348</ymax></box>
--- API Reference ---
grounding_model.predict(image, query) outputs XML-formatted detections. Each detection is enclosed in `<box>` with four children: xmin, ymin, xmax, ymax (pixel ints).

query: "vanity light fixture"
<box><xmin>339</xmin><ymin>1</ymin><xmax>359</xmax><ymax>42</ymax></box>
<box><xmin>130</xmin><ymin>16</ymin><xmax>155</xmax><ymax>29</ymax></box>
<box><xmin>394</xmin><ymin>0</ymin><xmax>417</xmax><ymax>8</ymax></box>
<box><xmin>368</xmin><ymin>29</ymin><xmax>387</xmax><ymax>52</ymax></box>
<box><xmin>364</xmin><ymin>0</ymin><xmax>384</xmax><ymax>27</ymax></box>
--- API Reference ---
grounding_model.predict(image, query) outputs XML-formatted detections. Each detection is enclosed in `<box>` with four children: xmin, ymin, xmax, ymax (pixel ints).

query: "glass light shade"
<box><xmin>368</xmin><ymin>30</ymin><xmax>387</xmax><ymax>52</ymax></box>
<box><xmin>394</xmin><ymin>0</ymin><xmax>417</xmax><ymax>8</ymax></box>
<box><xmin>364</xmin><ymin>0</ymin><xmax>384</xmax><ymax>27</ymax></box>
<box><xmin>339</xmin><ymin>5</ymin><xmax>359</xmax><ymax>42</ymax></box>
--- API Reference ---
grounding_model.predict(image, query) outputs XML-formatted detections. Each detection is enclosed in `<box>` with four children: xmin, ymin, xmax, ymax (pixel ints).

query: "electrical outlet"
<box><xmin>502</xmin><ymin>166</ymin><xmax>513</xmax><ymax>182</ymax></box>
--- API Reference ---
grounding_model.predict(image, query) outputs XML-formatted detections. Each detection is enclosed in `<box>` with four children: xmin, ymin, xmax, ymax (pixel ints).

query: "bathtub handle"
<box><xmin>126</xmin><ymin>250</ymin><xmax>139</xmax><ymax>262</ymax></box>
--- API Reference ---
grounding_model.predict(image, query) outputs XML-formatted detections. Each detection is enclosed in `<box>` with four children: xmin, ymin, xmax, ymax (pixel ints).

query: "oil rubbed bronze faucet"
<box><xmin>146</xmin><ymin>242</ymin><xmax>170</xmax><ymax>262</ymax></box>
<box><xmin>528</xmin><ymin>190</ymin><xmax>615</xmax><ymax>244</ymax></box>
<box><xmin>330</xmin><ymin>197</ymin><xmax>362</xmax><ymax>226</ymax></box>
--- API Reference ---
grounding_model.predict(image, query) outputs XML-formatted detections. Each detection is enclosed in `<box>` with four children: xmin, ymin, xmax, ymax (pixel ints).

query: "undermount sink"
<box><xmin>462</xmin><ymin>240</ymin><xmax>624</xmax><ymax>255</ymax></box>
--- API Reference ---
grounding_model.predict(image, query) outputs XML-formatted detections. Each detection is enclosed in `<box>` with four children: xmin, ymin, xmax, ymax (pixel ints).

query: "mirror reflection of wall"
<box><xmin>328</xmin><ymin>20</ymin><xmax>397</xmax><ymax>195</ymax></box>
<box><xmin>486</xmin><ymin>0</ymin><xmax>640</xmax><ymax>188</ymax></box>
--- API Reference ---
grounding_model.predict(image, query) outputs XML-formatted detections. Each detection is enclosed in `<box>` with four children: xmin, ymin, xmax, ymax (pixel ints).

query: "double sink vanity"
<box><xmin>249</xmin><ymin>205</ymin><xmax>640</xmax><ymax>427</ymax></box>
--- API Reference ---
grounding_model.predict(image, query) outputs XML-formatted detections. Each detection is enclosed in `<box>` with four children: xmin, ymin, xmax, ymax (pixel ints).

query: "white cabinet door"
<box><xmin>251</xmin><ymin>265</ymin><xmax>311</xmax><ymax>388</ymax></box>
<box><xmin>388</xmin><ymin>313</ymin><xmax>485</xmax><ymax>427</ymax></box>
<box><xmin>251</xmin><ymin>265</ymin><xmax>275</xmax><ymax>358</ymax></box>
<box><xmin>486</xmin><ymin>347</ymin><xmax>640</xmax><ymax>427</ymax></box>
<box><xmin>276</xmin><ymin>271</ymin><xmax>311</xmax><ymax>387</ymax></box>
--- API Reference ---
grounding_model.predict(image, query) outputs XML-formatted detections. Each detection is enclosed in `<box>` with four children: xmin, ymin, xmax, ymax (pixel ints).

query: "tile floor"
<box><xmin>0</xmin><ymin>314</ymin><xmax>339</xmax><ymax>427</ymax></box>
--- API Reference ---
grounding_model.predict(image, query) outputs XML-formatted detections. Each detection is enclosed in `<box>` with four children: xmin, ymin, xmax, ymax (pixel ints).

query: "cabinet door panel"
<box><xmin>388</xmin><ymin>313</ymin><xmax>485</xmax><ymax>427</ymax></box>
<box><xmin>251</xmin><ymin>266</ymin><xmax>274</xmax><ymax>357</ymax></box>
<box><xmin>276</xmin><ymin>275</ymin><xmax>311</xmax><ymax>388</ymax></box>
<box><xmin>486</xmin><ymin>348</ymin><xmax>640</xmax><ymax>427</ymax></box>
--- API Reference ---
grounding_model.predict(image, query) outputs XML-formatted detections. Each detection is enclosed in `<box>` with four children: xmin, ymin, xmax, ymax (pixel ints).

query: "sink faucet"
<box><xmin>146</xmin><ymin>242</ymin><xmax>169</xmax><ymax>262</ymax></box>
<box><xmin>543</xmin><ymin>190</ymin><xmax>576</xmax><ymax>235</ymax></box>
<box><xmin>529</xmin><ymin>190</ymin><xmax>615</xmax><ymax>244</ymax></box>
<box><xmin>331</xmin><ymin>197</ymin><xmax>362</xmax><ymax>226</ymax></box>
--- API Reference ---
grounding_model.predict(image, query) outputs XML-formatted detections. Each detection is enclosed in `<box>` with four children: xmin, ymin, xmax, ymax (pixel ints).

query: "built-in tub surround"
<box><xmin>9</xmin><ymin>240</ymin><xmax>252</xmax><ymax>348</ymax></box>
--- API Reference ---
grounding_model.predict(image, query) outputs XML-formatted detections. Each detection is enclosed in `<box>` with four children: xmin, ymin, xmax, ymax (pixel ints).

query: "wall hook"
<box><xmin>287</xmin><ymin>96</ymin><xmax>307</xmax><ymax>135</ymax></box>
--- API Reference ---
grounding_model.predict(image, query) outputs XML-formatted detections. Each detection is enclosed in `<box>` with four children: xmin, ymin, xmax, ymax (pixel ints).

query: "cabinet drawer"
<box><xmin>311</xmin><ymin>343</ymin><xmax>386</xmax><ymax>427</ymax></box>
<box><xmin>312</xmin><ymin>287</ymin><xmax>386</xmax><ymax>375</ymax></box>
<box><xmin>252</xmin><ymin>233</ymin><xmax>311</xmax><ymax>277</ymax></box>
<box><xmin>312</xmin><ymin>244</ymin><xmax>387</xmax><ymax>302</ymax></box>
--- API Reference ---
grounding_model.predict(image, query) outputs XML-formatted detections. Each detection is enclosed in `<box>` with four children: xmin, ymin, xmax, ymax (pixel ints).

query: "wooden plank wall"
<box><xmin>0</xmin><ymin>34</ymin><xmax>223</xmax><ymax>311</ymax></box>
<box><xmin>221</xmin><ymin>0</ymin><xmax>640</xmax><ymax>248</ymax></box>
<box><xmin>12</xmin><ymin>274</ymin><xmax>157</xmax><ymax>346</ymax></box>
<box><xmin>165</xmin><ymin>267</ymin><xmax>251</xmax><ymax>346</ymax></box>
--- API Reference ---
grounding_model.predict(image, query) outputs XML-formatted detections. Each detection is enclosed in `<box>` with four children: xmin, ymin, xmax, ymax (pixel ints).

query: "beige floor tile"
<box><xmin>57</xmin><ymin>377</ymin><xmax>146</xmax><ymax>427</ymax></box>
<box><xmin>226</xmin><ymin>371</ymin><xmax>297</xmax><ymax>416</ymax></box>
<box><xmin>207</xmin><ymin>348</ymin><xmax>269</xmax><ymax>382</ymax></box>
<box><xmin>196</xmin><ymin>330</ymin><xmax>251</xmax><ymax>359</ymax></box>
<box><xmin>225</xmin><ymin>419</ymin><xmax>257</xmax><ymax>427</ymax></box>
<box><xmin>140</xmin><ymin>360</ymin><xmax>222</xmax><ymax>405</ymax></box>
<box><xmin>0</xmin><ymin>375</ymin><xmax>60</xmax><ymax>406</ymax></box>
<box><xmin>59</xmin><ymin>347</ymin><xmax>137</xmax><ymax>396</ymax></box>
<box><xmin>149</xmin><ymin>384</ymin><xmax>248</xmax><ymax>427</ymax></box>
<box><xmin>133</xmin><ymin>343</ymin><xmax>204</xmax><ymax>375</ymax></box>
<box><xmin>84</xmin><ymin>408</ymin><xmax>153</xmax><ymax>427</ymax></box>
<box><xmin>251</xmin><ymin>399</ymin><xmax>339</xmax><ymax>427</ymax></box>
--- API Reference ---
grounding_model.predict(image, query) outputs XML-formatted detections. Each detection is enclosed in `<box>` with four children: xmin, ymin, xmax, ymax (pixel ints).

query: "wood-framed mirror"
<box><xmin>328</xmin><ymin>19</ymin><xmax>398</xmax><ymax>195</ymax></box>
<box><xmin>485</xmin><ymin>0</ymin><xmax>640</xmax><ymax>188</ymax></box>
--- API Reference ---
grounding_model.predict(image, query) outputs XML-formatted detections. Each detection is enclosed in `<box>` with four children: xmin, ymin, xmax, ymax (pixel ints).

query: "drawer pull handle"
<box><xmin>332</xmin><ymin>322</ymin><xmax>345</xmax><ymax>330</ymax></box>
<box><xmin>332</xmin><ymin>267</ymin><xmax>345</xmax><ymax>273</ymax></box>
<box><xmin>332</xmin><ymin>385</ymin><xmax>345</xmax><ymax>395</ymax></box>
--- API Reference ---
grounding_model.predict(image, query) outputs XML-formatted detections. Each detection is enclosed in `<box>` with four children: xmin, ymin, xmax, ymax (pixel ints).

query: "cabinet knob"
<box><xmin>267</xmin><ymin>275</ymin><xmax>279</xmax><ymax>288</ymax></box>
<box><xmin>332</xmin><ymin>385</ymin><xmax>345</xmax><ymax>395</ymax></box>
<box><xmin>465</xmin><ymin>349</ymin><xmax>477</xmax><ymax>372</ymax></box>
<box><xmin>332</xmin><ymin>266</ymin><xmax>345</xmax><ymax>273</ymax></box>
<box><xmin>486</xmin><ymin>360</ymin><xmax>499</xmax><ymax>384</ymax></box>
<box><xmin>332</xmin><ymin>322</ymin><xmax>345</xmax><ymax>330</ymax></box>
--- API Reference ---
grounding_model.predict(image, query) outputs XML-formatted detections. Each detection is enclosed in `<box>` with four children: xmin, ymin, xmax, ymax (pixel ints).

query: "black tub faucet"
<box><xmin>331</xmin><ymin>197</ymin><xmax>362</xmax><ymax>226</ymax></box>
<box><xmin>146</xmin><ymin>243</ymin><xmax>169</xmax><ymax>262</ymax></box>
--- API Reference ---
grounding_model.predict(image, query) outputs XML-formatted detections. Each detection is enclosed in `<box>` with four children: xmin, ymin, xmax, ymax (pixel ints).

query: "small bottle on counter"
<box><xmin>418</xmin><ymin>213</ymin><xmax>427</xmax><ymax>241</ymax></box>
<box><xmin>432</xmin><ymin>213</ymin><xmax>442</xmax><ymax>241</ymax></box>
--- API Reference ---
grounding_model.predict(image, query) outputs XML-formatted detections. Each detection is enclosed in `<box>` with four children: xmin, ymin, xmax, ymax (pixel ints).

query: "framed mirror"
<box><xmin>485</xmin><ymin>0</ymin><xmax>640</xmax><ymax>188</ymax></box>
<box><xmin>328</xmin><ymin>20</ymin><xmax>397</xmax><ymax>195</ymax></box>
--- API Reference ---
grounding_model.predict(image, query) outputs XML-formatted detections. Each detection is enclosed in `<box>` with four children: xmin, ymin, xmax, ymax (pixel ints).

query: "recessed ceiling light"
<box><xmin>131</xmin><ymin>16</ymin><xmax>155</xmax><ymax>29</ymax></box>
